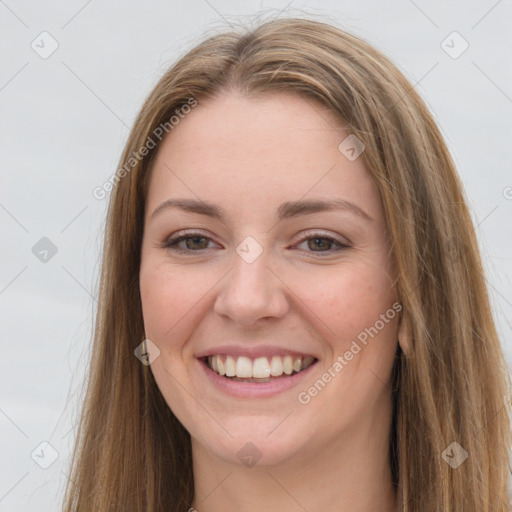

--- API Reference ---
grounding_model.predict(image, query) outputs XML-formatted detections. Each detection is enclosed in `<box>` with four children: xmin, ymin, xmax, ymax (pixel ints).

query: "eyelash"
<box><xmin>160</xmin><ymin>229</ymin><xmax>351</xmax><ymax>257</ymax></box>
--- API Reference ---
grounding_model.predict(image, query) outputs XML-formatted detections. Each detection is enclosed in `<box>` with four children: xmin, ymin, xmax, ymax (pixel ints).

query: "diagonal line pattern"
<box><xmin>0</xmin><ymin>472</ymin><xmax>29</xmax><ymax>503</ymax></box>
<box><xmin>0</xmin><ymin>408</ymin><xmax>29</xmax><ymax>438</ymax></box>
<box><xmin>472</xmin><ymin>61</ymin><xmax>512</xmax><ymax>106</ymax></box>
<box><xmin>381</xmin><ymin>62</ymin><xmax>439</xmax><ymax>121</ymax></box>
<box><xmin>483</xmin><ymin>274</ymin><xmax>512</xmax><ymax>310</ymax></box>
<box><xmin>0</xmin><ymin>203</ymin><xmax>29</xmax><ymax>233</ymax></box>
<box><xmin>265</xmin><ymin>471</ymin><xmax>310</xmax><ymax>511</ymax></box>
<box><xmin>302</xmin><ymin>96</ymin><xmax>340</xmax><ymax>131</ymax></box>
<box><xmin>60</xmin><ymin>265</ymin><xmax>98</xmax><ymax>303</ymax></box>
<box><xmin>194</xmin><ymin>470</ymin><xmax>233</xmax><ymax>509</ymax></box>
<box><xmin>0</xmin><ymin>62</ymin><xmax>29</xmax><ymax>92</ymax></box>
<box><xmin>0</xmin><ymin>0</ymin><xmax>29</xmax><ymax>28</ymax></box>
<box><xmin>61</xmin><ymin>422</ymin><xmax>77</xmax><ymax>440</ymax></box>
<box><xmin>61</xmin><ymin>0</ymin><xmax>94</xmax><ymax>29</ymax></box>
<box><xmin>407</xmin><ymin>0</ymin><xmax>439</xmax><ymax>28</ymax></box>
<box><xmin>367</xmin><ymin>367</ymin><xmax>391</xmax><ymax>391</ymax></box>
<box><xmin>60</xmin><ymin>205</ymin><xmax>89</xmax><ymax>233</ymax></box>
<box><xmin>265</xmin><ymin>410</ymin><xmax>293</xmax><ymax>438</ymax></box>
<box><xmin>474</xmin><ymin>392</ymin><xmax>511</xmax><ymax>436</ymax></box>
<box><xmin>473</xmin><ymin>204</ymin><xmax>499</xmax><ymax>230</ymax></box>
<box><xmin>61</xmin><ymin>61</ymin><xmax>130</xmax><ymax>128</ymax></box>
<box><xmin>61</xmin><ymin>469</ymin><xmax>102</xmax><ymax>511</ymax></box>
<box><xmin>0</xmin><ymin>265</ymin><xmax>28</xmax><ymax>295</ymax></box>
<box><xmin>270</xmin><ymin>0</ymin><xmax>294</xmax><ymax>21</ymax></box>
<box><xmin>471</xmin><ymin>0</ymin><xmax>504</xmax><ymax>29</ymax></box>
<box><xmin>201</xmin><ymin>0</ymin><xmax>235</xmax><ymax>27</ymax></box>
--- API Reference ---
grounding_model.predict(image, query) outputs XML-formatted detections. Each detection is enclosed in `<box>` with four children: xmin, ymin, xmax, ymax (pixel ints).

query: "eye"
<box><xmin>160</xmin><ymin>229</ymin><xmax>351</xmax><ymax>256</ymax></box>
<box><xmin>293</xmin><ymin>231</ymin><xmax>350</xmax><ymax>256</ymax></box>
<box><xmin>161</xmin><ymin>230</ymin><xmax>219</xmax><ymax>253</ymax></box>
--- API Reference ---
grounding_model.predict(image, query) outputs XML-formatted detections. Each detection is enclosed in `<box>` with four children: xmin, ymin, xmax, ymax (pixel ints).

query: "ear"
<box><xmin>397</xmin><ymin>307</ymin><xmax>413</xmax><ymax>356</ymax></box>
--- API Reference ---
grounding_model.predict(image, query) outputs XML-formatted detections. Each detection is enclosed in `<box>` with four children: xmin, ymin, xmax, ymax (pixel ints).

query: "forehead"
<box><xmin>159</xmin><ymin>91</ymin><xmax>346</xmax><ymax>163</ymax></box>
<box><xmin>146</xmin><ymin>91</ymin><xmax>382</xmax><ymax>224</ymax></box>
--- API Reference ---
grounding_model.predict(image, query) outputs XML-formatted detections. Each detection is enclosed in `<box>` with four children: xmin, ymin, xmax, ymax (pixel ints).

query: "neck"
<box><xmin>190</xmin><ymin>397</ymin><xmax>397</xmax><ymax>512</ymax></box>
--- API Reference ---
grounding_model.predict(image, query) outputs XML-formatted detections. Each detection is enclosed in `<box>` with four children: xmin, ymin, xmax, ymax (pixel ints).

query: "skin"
<box><xmin>139</xmin><ymin>91</ymin><xmax>404</xmax><ymax>512</ymax></box>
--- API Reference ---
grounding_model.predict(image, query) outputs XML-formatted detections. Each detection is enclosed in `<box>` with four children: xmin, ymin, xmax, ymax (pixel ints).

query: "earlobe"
<box><xmin>397</xmin><ymin>308</ymin><xmax>413</xmax><ymax>356</ymax></box>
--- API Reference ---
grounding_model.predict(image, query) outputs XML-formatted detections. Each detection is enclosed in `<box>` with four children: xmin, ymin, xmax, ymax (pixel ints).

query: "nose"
<box><xmin>213</xmin><ymin>245</ymin><xmax>290</xmax><ymax>327</ymax></box>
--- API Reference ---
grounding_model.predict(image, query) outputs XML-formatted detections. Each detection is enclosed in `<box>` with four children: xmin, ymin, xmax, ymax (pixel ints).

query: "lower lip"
<box><xmin>197</xmin><ymin>358</ymin><xmax>318</xmax><ymax>398</ymax></box>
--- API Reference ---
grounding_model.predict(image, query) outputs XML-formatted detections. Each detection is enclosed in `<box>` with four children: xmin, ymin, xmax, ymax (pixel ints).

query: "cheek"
<box><xmin>139</xmin><ymin>260</ymin><xmax>211</xmax><ymax>417</ymax></box>
<box><xmin>290</xmin><ymin>259</ymin><xmax>396</xmax><ymax>346</ymax></box>
<box><xmin>139</xmin><ymin>259</ymin><xmax>213</xmax><ymax>347</ymax></box>
<box><xmin>293</xmin><ymin>263</ymin><xmax>398</xmax><ymax>422</ymax></box>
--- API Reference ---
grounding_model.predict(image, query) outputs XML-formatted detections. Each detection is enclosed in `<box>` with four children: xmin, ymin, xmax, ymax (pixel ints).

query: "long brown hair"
<box><xmin>63</xmin><ymin>17</ymin><xmax>512</xmax><ymax>511</ymax></box>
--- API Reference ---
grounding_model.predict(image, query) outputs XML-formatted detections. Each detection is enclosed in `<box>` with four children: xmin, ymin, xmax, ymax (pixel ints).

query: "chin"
<box><xmin>213</xmin><ymin>436</ymin><xmax>303</xmax><ymax>468</ymax></box>
<box><xmin>193</xmin><ymin>416</ymin><xmax>310</xmax><ymax>468</ymax></box>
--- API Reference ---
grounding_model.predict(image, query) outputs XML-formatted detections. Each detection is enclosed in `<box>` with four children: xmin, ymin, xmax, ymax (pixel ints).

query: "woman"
<box><xmin>63</xmin><ymin>17</ymin><xmax>511</xmax><ymax>511</ymax></box>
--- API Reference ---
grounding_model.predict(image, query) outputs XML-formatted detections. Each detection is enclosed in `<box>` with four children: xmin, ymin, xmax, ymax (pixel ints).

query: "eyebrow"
<box><xmin>150</xmin><ymin>198</ymin><xmax>373</xmax><ymax>222</ymax></box>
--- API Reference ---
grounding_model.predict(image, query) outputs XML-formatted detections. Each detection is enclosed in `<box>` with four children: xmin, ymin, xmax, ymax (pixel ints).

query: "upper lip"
<box><xmin>195</xmin><ymin>345</ymin><xmax>318</xmax><ymax>360</ymax></box>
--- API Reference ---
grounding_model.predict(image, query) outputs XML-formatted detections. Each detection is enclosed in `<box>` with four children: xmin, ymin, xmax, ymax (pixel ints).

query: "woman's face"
<box><xmin>139</xmin><ymin>91</ymin><xmax>399</xmax><ymax>467</ymax></box>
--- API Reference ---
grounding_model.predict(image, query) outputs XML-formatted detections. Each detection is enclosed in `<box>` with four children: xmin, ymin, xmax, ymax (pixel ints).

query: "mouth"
<box><xmin>201</xmin><ymin>354</ymin><xmax>317</xmax><ymax>383</ymax></box>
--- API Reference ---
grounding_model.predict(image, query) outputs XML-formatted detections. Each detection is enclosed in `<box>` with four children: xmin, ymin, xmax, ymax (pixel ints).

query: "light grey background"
<box><xmin>1</xmin><ymin>1</ymin><xmax>511</xmax><ymax>510</ymax></box>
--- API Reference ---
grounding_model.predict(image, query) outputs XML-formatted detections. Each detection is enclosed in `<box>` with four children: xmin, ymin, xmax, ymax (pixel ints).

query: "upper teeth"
<box><xmin>207</xmin><ymin>355</ymin><xmax>315</xmax><ymax>379</ymax></box>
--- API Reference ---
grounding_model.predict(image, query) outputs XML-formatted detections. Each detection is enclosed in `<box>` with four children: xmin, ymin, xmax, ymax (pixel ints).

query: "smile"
<box><xmin>204</xmin><ymin>354</ymin><xmax>316</xmax><ymax>382</ymax></box>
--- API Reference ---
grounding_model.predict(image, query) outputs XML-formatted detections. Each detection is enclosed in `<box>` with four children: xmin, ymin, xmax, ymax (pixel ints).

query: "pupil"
<box><xmin>187</xmin><ymin>237</ymin><xmax>207</xmax><ymax>249</ymax></box>
<box><xmin>309</xmin><ymin>237</ymin><xmax>330</xmax><ymax>251</ymax></box>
